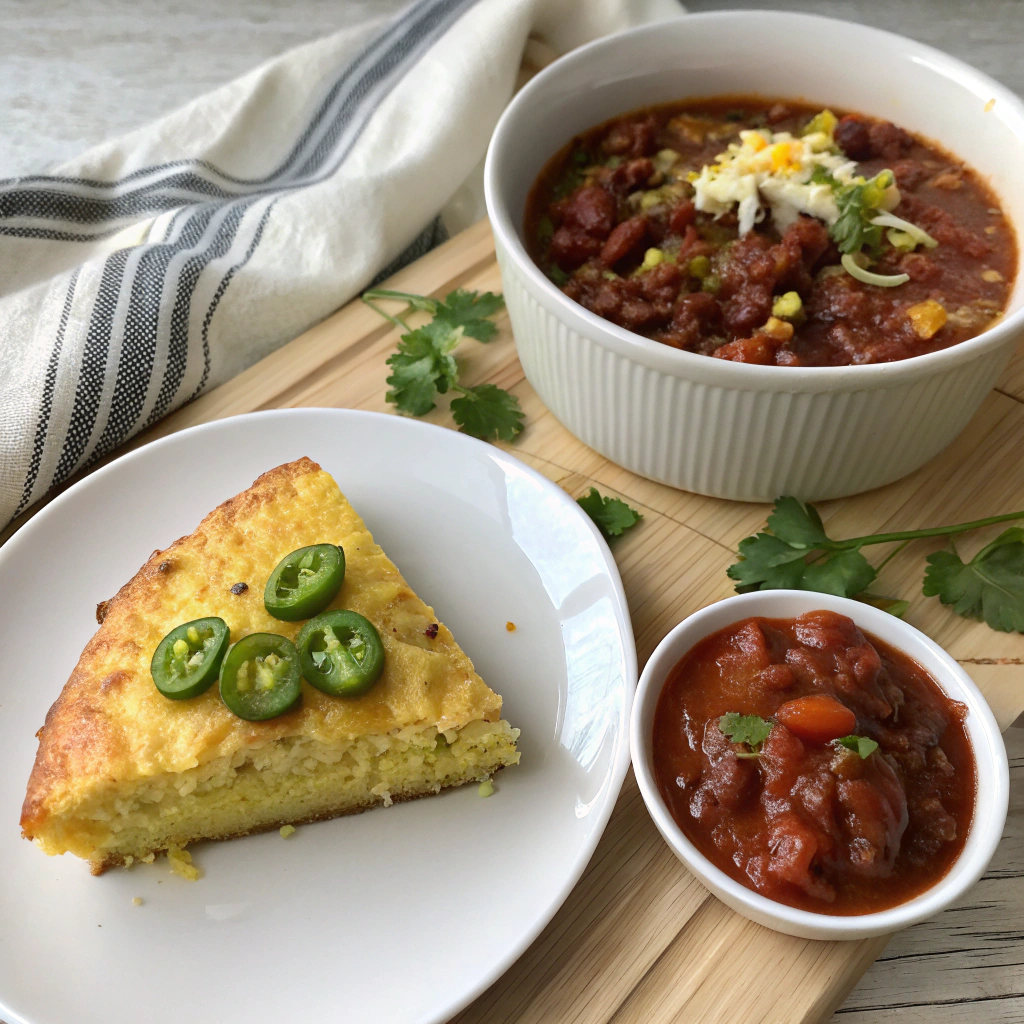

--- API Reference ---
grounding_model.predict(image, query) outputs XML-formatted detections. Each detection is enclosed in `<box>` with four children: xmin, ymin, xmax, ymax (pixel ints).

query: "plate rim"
<box><xmin>0</xmin><ymin>407</ymin><xmax>638</xmax><ymax>1024</ymax></box>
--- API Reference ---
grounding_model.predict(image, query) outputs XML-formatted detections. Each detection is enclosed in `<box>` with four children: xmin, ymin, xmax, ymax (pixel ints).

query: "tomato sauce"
<box><xmin>652</xmin><ymin>611</ymin><xmax>976</xmax><ymax>914</ymax></box>
<box><xmin>525</xmin><ymin>98</ymin><xmax>1016</xmax><ymax>366</ymax></box>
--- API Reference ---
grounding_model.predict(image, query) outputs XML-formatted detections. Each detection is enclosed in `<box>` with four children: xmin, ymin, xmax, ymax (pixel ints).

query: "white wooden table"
<box><xmin>1</xmin><ymin>1</ymin><xmax>1021</xmax><ymax>1019</ymax></box>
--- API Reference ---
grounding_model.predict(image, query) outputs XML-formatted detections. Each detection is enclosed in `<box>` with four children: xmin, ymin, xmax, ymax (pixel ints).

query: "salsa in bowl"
<box><xmin>484</xmin><ymin>11</ymin><xmax>1024</xmax><ymax>500</ymax></box>
<box><xmin>629</xmin><ymin>592</ymin><xmax>1009</xmax><ymax>939</ymax></box>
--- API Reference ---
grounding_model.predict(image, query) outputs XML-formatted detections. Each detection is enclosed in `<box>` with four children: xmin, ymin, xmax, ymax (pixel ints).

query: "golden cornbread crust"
<box><xmin>22</xmin><ymin>457</ymin><xmax>519</xmax><ymax>870</ymax></box>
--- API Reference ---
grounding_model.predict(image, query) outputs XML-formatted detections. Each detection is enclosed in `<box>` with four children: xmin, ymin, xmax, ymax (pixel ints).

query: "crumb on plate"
<box><xmin>167</xmin><ymin>845</ymin><xmax>202</xmax><ymax>881</ymax></box>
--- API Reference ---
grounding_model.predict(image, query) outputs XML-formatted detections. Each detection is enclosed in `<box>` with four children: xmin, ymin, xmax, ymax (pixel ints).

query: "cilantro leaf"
<box><xmin>719</xmin><ymin>713</ymin><xmax>773</xmax><ymax>756</ymax></box>
<box><xmin>727</xmin><ymin>532</ymin><xmax>809</xmax><ymax>589</ymax></box>
<box><xmin>577</xmin><ymin>487</ymin><xmax>643</xmax><ymax>540</ymax></box>
<box><xmin>834</xmin><ymin>734</ymin><xmax>879</xmax><ymax>759</ymax></box>
<box><xmin>801</xmin><ymin>548</ymin><xmax>877</xmax><ymax>597</ymax></box>
<box><xmin>384</xmin><ymin>321</ymin><xmax>459</xmax><ymax>415</ymax></box>
<box><xmin>450</xmin><ymin>384</ymin><xmax>524</xmax><ymax>442</ymax></box>
<box><xmin>923</xmin><ymin>528</ymin><xmax>1024</xmax><ymax>633</ymax></box>
<box><xmin>810</xmin><ymin>165</ymin><xmax>838</xmax><ymax>187</ymax></box>
<box><xmin>434</xmin><ymin>290</ymin><xmax>505</xmax><ymax>342</ymax></box>
<box><xmin>831</xmin><ymin>182</ymin><xmax>884</xmax><ymax>254</ymax></box>
<box><xmin>766</xmin><ymin>496</ymin><xmax>830</xmax><ymax>549</ymax></box>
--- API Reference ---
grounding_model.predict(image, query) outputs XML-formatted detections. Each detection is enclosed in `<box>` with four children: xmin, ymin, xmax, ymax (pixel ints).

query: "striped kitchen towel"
<box><xmin>0</xmin><ymin>0</ymin><xmax>681</xmax><ymax>530</ymax></box>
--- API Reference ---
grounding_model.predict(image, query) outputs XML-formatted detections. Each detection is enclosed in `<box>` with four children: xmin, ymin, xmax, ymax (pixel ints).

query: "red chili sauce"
<box><xmin>525</xmin><ymin>97</ymin><xmax>1016</xmax><ymax>365</ymax></box>
<box><xmin>652</xmin><ymin>611</ymin><xmax>976</xmax><ymax>914</ymax></box>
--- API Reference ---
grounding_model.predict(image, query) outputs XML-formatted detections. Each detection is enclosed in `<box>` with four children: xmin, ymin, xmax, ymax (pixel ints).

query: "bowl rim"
<box><xmin>628</xmin><ymin>590</ymin><xmax>1010</xmax><ymax>939</ymax></box>
<box><xmin>484</xmin><ymin>9</ymin><xmax>1024</xmax><ymax>389</ymax></box>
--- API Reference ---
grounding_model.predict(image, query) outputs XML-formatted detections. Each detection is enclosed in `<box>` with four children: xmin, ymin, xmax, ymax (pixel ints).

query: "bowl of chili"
<box><xmin>629</xmin><ymin>591</ymin><xmax>1009</xmax><ymax>939</ymax></box>
<box><xmin>484</xmin><ymin>11</ymin><xmax>1024</xmax><ymax>501</ymax></box>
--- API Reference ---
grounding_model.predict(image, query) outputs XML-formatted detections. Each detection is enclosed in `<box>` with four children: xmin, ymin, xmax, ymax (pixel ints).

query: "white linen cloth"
<box><xmin>0</xmin><ymin>0</ymin><xmax>681</xmax><ymax>529</ymax></box>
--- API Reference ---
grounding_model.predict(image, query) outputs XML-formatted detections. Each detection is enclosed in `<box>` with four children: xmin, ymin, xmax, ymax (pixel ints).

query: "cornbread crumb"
<box><xmin>140</xmin><ymin>853</ymin><xmax>155</xmax><ymax>864</ymax></box>
<box><xmin>132</xmin><ymin>897</ymin><xmax>144</xmax><ymax>907</ymax></box>
<box><xmin>982</xmin><ymin>269</ymin><xmax>1004</xmax><ymax>283</ymax></box>
<box><xmin>279</xmin><ymin>825</ymin><xmax>296</xmax><ymax>839</ymax></box>
<box><xmin>985</xmin><ymin>97</ymin><xmax>996</xmax><ymax>113</ymax></box>
<box><xmin>505</xmin><ymin>621</ymin><xmax>516</xmax><ymax>632</ymax></box>
<box><xmin>167</xmin><ymin>845</ymin><xmax>202</xmax><ymax>881</ymax></box>
<box><xmin>478</xmin><ymin>778</ymin><xmax>494</xmax><ymax>798</ymax></box>
<box><xmin>123</xmin><ymin>855</ymin><xmax>134</xmax><ymax>869</ymax></box>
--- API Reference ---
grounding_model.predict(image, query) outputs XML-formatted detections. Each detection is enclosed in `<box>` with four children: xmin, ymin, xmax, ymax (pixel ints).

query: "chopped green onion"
<box><xmin>802</xmin><ymin>109</ymin><xmax>837</xmax><ymax>139</ymax></box>
<box><xmin>886</xmin><ymin>228</ymin><xmax>919</xmax><ymax>251</ymax></box>
<box><xmin>871</xmin><ymin>212</ymin><xmax>938</xmax><ymax>249</ymax></box>
<box><xmin>841</xmin><ymin>253</ymin><xmax>910</xmax><ymax>287</ymax></box>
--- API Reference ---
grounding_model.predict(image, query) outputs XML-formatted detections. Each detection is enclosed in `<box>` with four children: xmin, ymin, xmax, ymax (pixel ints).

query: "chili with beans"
<box><xmin>526</xmin><ymin>98</ymin><xmax>1015</xmax><ymax>366</ymax></box>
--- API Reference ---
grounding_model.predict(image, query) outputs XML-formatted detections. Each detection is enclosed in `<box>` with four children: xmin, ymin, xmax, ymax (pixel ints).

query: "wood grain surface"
<box><xmin>111</xmin><ymin>218</ymin><xmax>1023</xmax><ymax>1024</ymax></box>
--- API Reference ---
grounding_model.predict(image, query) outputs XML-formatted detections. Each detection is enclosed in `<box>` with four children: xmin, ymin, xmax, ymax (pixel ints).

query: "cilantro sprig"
<box><xmin>577</xmin><ymin>487</ymin><xmax>643</xmax><ymax>541</ymax></box>
<box><xmin>728</xmin><ymin>497</ymin><xmax>1024</xmax><ymax>633</ymax></box>
<box><xmin>362</xmin><ymin>287</ymin><xmax>524</xmax><ymax>443</ymax></box>
<box><xmin>719</xmin><ymin>713</ymin><xmax>773</xmax><ymax>758</ymax></box>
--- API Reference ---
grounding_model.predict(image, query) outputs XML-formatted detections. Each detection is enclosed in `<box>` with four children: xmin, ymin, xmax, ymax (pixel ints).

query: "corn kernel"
<box><xmin>905</xmin><ymin>300</ymin><xmax>947</xmax><ymax>339</ymax></box>
<box><xmin>637</xmin><ymin>248</ymin><xmax>668</xmax><ymax>273</ymax></box>
<box><xmin>279</xmin><ymin>824</ymin><xmax>296</xmax><ymax>838</ymax></box>
<box><xmin>982</xmin><ymin>269</ymin><xmax>1004</xmax><ymax>283</ymax></box>
<box><xmin>771</xmin><ymin>292</ymin><xmax>803</xmax><ymax>320</ymax></box>
<box><xmin>761</xmin><ymin>317</ymin><xmax>795</xmax><ymax>342</ymax></box>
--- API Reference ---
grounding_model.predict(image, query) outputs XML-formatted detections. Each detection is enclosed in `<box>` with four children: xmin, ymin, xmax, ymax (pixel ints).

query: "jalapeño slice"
<box><xmin>151</xmin><ymin>617</ymin><xmax>229</xmax><ymax>700</ymax></box>
<box><xmin>297</xmin><ymin>610</ymin><xmax>385</xmax><ymax>698</ymax></box>
<box><xmin>219</xmin><ymin>633</ymin><xmax>302</xmax><ymax>721</ymax></box>
<box><xmin>264</xmin><ymin>544</ymin><xmax>345</xmax><ymax>622</ymax></box>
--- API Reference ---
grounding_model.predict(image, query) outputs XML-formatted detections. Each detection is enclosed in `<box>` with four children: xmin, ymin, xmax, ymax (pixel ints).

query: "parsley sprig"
<box><xmin>362</xmin><ymin>287</ymin><xmax>524</xmax><ymax>442</ymax></box>
<box><xmin>728</xmin><ymin>497</ymin><xmax>1024</xmax><ymax>633</ymax></box>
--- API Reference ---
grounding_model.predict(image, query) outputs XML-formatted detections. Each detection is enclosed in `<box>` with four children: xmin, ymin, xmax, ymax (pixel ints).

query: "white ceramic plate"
<box><xmin>0</xmin><ymin>409</ymin><xmax>635</xmax><ymax>1024</ymax></box>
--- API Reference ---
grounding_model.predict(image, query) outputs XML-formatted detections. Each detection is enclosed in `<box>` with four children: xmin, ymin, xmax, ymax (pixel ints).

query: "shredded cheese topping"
<box><xmin>691</xmin><ymin>126</ymin><xmax>898</xmax><ymax>236</ymax></box>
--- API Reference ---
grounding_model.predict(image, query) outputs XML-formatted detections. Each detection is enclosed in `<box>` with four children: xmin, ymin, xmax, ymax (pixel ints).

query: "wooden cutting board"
<box><xmin>18</xmin><ymin>218</ymin><xmax>1024</xmax><ymax>1023</ymax></box>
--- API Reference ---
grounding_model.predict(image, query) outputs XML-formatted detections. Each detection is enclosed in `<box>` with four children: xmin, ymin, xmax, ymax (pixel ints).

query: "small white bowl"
<box><xmin>629</xmin><ymin>591</ymin><xmax>1009</xmax><ymax>939</ymax></box>
<box><xmin>485</xmin><ymin>11</ymin><xmax>1024</xmax><ymax>501</ymax></box>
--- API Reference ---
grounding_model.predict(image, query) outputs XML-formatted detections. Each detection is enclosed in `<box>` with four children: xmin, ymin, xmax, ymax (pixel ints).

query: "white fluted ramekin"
<box><xmin>630</xmin><ymin>591</ymin><xmax>1010</xmax><ymax>939</ymax></box>
<box><xmin>484</xmin><ymin>12</ymin><xmax>1024</xmax><ymax>501</ymax></box>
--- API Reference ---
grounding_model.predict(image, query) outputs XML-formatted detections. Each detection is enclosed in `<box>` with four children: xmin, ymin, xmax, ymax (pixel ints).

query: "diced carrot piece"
<box><xmin>775</xmin><ymin>694</ymin><xmax>856</xmax><ymax>744</ymax></box>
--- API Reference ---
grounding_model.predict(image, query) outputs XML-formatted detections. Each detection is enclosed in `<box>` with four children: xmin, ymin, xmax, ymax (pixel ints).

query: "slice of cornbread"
<box><xmin>22</xmin><ymin>458</ymin><xmax>520</xmax><ymax>874</ymax></box>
